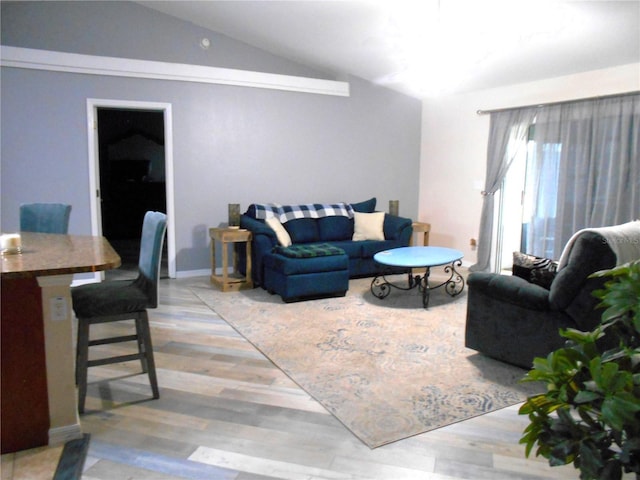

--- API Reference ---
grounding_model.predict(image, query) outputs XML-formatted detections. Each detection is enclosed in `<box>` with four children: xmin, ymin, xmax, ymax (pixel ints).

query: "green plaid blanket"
<box><xmin>273</xmin><ymin>243</ymin><xmax>345</xmax><ymax>258</ymax></box>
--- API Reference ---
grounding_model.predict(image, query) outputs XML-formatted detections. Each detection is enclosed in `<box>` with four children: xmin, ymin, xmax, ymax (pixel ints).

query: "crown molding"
<box><xmin>0</xmin><ymin>45</ymin><xmax>350</xmax><ymax>97</ymax></box>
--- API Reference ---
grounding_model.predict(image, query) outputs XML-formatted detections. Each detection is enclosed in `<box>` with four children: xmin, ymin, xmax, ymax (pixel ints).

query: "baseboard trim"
<box><xmin>49</xmin><ymin>424</ymin><xmax>83</xmax><ymax>447</ymax></box>
<box><xmin>175</xmin><ymin>269</ymin><xmax>211</xmax><ymax>279</ymax></box>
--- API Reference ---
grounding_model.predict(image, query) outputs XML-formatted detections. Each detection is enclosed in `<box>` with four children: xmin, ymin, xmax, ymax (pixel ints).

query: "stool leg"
<box><xmin>138</xmin><ymin>311</ymin><xmax>159</xmax><ymax>399</ymax></box>
<box><xmin>135</xmin><ymin>314</ymin><xmax>149</xmax><ymax>374</ymax></box>
<box><xmin>76</xmin><ymin>318</ymin><xmax>90</xmax><ymax>414</ymax></box>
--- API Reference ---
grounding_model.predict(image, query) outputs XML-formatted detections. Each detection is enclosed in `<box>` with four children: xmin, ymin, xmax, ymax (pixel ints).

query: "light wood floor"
<box><xmin>5</xmin><ymin>276</ymin><xmax>584</xmax><ymax>480</ymax></box>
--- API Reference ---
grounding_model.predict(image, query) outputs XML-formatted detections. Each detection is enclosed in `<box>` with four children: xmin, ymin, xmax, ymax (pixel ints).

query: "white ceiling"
<box><xmin>138</xmin><ymin>0</ymin><xmax>640</xmax><ymax>98</ymax></box>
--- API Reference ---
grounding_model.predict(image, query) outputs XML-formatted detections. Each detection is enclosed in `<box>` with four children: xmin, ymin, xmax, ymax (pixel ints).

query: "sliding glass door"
<box><xmin>496</xmin><ymin>126</ymin><xmax>562</xmax><ymax>271</ymax></box>
<box><xmin>495</xmin><ymin>94</ymin><xmax>639</xmax><ymax>273</ymax></box>
<box><xmin>521</xmin><ymin>133</ymin><xmax>561</xmax><ymax>258</ymax></box>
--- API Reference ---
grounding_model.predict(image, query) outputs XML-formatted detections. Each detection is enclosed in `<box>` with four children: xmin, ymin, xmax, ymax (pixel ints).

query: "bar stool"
<box><xmin>71</xmin><ymin>211</ymin><xmax>167</xmax><ymax>413</ymax></box>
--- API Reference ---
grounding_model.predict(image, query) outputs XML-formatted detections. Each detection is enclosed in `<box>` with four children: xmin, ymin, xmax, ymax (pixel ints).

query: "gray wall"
<box><xmin>1</xmin><ymin>1</ymin><xmax>422</xmax><ymax>274</ymax></box>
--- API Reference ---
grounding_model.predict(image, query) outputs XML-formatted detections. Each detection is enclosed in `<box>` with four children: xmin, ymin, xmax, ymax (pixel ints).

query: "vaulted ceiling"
<box><xmin>138</xmin><ymin>1</ymin><xmax>640</xmax><ymax>98</ymax></box>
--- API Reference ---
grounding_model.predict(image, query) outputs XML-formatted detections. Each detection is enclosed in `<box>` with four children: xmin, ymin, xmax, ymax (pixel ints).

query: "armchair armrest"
<box><xmin>383</xmin><ymin>214</ymin><xmax>413</xmax><ymax>244</ymax></box>
<box><xmin>467</xmin><ymin>272</ymin><xmax>551</xmax><ymax>311</ymax></box>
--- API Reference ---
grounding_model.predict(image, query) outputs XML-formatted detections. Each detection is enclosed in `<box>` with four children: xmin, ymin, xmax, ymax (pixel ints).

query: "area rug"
<box><xmin>190</xmin><ymin>273</ymin><xmax>541</xmax><ymax>448</ymax></box>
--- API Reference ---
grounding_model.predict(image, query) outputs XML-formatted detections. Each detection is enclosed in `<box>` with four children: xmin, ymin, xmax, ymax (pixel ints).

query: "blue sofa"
<box><xmin>238</xmin><ymin>198</ymin><xmax>413</xmax><ymax>301</ymax></box>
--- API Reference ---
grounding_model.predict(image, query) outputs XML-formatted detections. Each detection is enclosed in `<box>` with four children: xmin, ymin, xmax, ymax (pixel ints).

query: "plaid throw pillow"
<box><xmin>512</xmin><ymin>251</ymin><xmax>559</xmax><ymax>289</ymax></box>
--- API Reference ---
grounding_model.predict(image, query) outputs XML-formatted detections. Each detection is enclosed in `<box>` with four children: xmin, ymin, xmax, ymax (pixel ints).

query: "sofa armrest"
<box><xmin>239</xmin><ymin>214</ymin><xmax>278</xmax><ymax>285</ymax></box>
<box><xmin>240</xmin><ymin>215</ymin><xmax>276</xmax><ymax>241</ymax></box>
<box><xmin>383</xmin><ymin>214</ymin><xmax>413</xmax><ymax>244</ymax></box>
<box><xmin>467</xmin><ymin>272</ymin><xmax>551</xmax><ymax>311</ymax></box>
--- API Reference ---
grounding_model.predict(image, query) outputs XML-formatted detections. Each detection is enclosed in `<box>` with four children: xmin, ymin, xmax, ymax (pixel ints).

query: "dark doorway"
<box><xmin>97</xmin><ymin>108</ymin><xmax>167</xmax><ymax>278</ymax></box>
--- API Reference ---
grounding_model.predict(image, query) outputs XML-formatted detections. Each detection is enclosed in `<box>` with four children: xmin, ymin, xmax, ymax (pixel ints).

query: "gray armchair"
<box><xmin>465</xmin><ymin>231</ymin><xmax>617</xmax><ymax>369</ymax></box>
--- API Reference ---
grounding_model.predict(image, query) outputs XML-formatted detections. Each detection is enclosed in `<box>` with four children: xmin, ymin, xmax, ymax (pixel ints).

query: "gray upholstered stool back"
<box><xmin>20</xmin><ymin>203</ymin><xmax>71</xmax><ymax>233</ymax></box>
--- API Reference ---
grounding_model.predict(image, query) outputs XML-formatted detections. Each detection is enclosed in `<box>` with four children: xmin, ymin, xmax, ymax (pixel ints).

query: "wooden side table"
<box><xmin>209</xmin><ymin>227</ymin><xmax>253</xmax><ymax>292</ymax></box>
<box><xmin>410</xmin><ymin>221</ymin><xmax>431</xmax><ymax>246</ymax></box>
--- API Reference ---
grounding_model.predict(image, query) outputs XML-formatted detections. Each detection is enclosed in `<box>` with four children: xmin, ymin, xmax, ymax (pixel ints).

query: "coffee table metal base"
<box><xmin>371</xmin><ymin>260</ymin><xmax>464</xmax><ymax>308</ymax></box>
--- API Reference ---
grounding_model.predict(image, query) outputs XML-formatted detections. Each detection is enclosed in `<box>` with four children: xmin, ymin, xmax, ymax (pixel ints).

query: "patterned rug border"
<box><xmin>190</xmin><ymin>275</ymin><xmax>540</xmax><ymax>448</ymax></box>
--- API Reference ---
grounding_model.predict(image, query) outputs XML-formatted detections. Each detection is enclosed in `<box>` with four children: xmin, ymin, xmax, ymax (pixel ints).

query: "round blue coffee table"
<box><xmin>372</xmin><ymin>246</ymin><xmax>464</xmax><ymax>308</ymax></box>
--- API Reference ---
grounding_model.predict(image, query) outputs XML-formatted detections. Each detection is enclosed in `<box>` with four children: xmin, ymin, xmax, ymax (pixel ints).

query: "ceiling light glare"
<box><xmin>378</xmin><ymin>0</ymin><xmax>577</xmax><ymax>96</ymax></box>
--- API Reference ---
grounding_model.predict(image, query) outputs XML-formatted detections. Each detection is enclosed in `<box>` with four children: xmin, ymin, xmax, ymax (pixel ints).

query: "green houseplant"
<box><xmin>519</xmin><ymin>260</ymin><xmax>640</xmax><ymax>480</ymax></box>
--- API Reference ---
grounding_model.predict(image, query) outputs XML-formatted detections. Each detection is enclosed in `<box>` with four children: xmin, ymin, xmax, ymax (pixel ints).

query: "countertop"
<box><xmin>1</xmin><ymin>232</ymin><xmax>121</xmax><ymax>278</ymax></box>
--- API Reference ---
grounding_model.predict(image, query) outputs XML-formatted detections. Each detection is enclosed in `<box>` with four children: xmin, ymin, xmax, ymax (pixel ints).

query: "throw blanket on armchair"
<box><xmin>558</xmin><ymin>220</ymin><xmax>640</xmax><ymax>269</ymax></box>
<box><xmin>252</xmin><ymin>203</ymin><xmax>354</xmax><ymax>223</ymax></box>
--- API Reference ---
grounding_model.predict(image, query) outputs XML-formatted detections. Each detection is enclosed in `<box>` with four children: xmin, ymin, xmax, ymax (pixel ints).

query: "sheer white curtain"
<box><xmin>523</xmin><ymin>94</ymin><xmax>640</xmax><ymax>258</ymax></box>
<box><xmin>470</xmin><ymin>107</ymin><xmax>538</xmax><ymax>272</ymax></box>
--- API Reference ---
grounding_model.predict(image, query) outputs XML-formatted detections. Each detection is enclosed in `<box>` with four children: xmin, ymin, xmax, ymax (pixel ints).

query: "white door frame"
<box><xmin>86</xmin><ymin>98</ymin><xmax>176</xmax><ymax>278</ymax></box>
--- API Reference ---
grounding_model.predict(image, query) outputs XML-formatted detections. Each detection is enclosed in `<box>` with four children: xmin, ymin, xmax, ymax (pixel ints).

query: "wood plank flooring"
<box><xmin>4</xmin><ymin>276</ymin><xmax>586</xmax><ymax>480</ymax></box>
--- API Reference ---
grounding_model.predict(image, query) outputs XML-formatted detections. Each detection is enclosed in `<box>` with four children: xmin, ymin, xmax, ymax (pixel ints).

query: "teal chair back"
<box><xmin>20</xmin><ymin>203</ymin><xmax>71</xmax><ymax>234</ymax></box>
<box><xmin>133</xmin><ymin>211</ymin><xmax>167</xmax><ymax>308</ymax></box>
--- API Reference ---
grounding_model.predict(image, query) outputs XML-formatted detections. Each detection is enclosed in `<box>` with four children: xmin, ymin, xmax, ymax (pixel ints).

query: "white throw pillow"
<box><xmin>352</xmin><ymin>211</ymin><xmax>385</xmax><ymax>241</ymax></box>
<box><xmin>265</xmin><ymin>216</ymin><xmax>292</xmax><ymax>246</ymax></box>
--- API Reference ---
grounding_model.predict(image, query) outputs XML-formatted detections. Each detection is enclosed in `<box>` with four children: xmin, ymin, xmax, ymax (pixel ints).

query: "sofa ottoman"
<box><xmin>262</xmin><ymin>243</ymin><xmax>349</xmax><ymax>302</ymax></box>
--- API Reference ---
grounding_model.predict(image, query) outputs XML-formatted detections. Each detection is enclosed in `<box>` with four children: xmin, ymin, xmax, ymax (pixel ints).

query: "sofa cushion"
<box><xmin>265</xmin><ymin>217</ymin><xmax>292</xmax><ymax>246</ymax></box>
<box><xmin>360</xmin><ymin>239</ymin><xmax>402</xmax><ymax>259</ymax></box>
<box><xmin>350</xmin><ymin>197</ymin><xmax>376</xmax><ymax>213</ymax></box>
<box><xmin>317</xmin><ymin>216</ymin><xmax>354</xmax><ymax>241</ymax></box>
<box><xmin>284</xmin><ymin>218</ymin><xmax>320</xmax><ymax>243</ymax></box>
<box><xmin>353</xmin><ymin>212</ymin><xmax>385</xmax><ymax>241</ymax></box>
<box><xmin>329</xmin><ymin>240</ymin><xmax>363</xmax><ymax>259</ymax></box>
